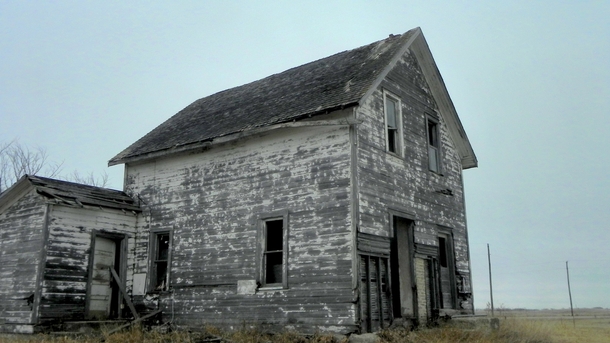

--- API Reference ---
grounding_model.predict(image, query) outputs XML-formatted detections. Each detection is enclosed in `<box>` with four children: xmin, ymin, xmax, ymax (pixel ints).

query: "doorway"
<box><xmin>87</xmin><ymin>233</ymin><xmax>124</xmax><ymax>319</ymax></box>
<box><xmin>389</xmin><ymin>216</ymin><xmax>417</xmax><ymax>320</ymax></box>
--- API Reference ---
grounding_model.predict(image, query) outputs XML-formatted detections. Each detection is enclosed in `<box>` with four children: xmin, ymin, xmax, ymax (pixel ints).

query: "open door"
<box><xmin>390</xmin><ymin>217</ymin><xmax>417</xmax><ymax>321</ymax></box>
<box><xmin>87</xmin><ymin>234</ymin><xmax>123</xmax><ymax>319</ymax></box>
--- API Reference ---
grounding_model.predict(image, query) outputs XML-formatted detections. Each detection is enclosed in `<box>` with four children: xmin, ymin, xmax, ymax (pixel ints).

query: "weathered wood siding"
<box><xmin>125</xmin><ymin>119</ymin><xmax>356</xmax><ymax>333</ymax></box>
<box><xmin>356</xmin><ymin>48</ymin><xmax>473</xmax><ymax>312</ymax></box>
<box><xmin>0</xmin><ymin>190</ymin><xmax>45</xmax><ymax>327</ymax></box>
<box><xmin>39</xmin><ymin>205</ymin><xmax>137</xmax><ymax>323</ymax></box>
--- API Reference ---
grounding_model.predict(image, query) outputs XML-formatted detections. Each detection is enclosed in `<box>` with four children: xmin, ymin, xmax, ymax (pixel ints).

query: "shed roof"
<box><xmin>0</xmin><ymin>175</ymin><xmax>140</xmax><ymax>212</ymax></box>
<box><xmin>109</xmin><ymin>29</ymin><xmax>418</xmax><ymax>165</ymax></box>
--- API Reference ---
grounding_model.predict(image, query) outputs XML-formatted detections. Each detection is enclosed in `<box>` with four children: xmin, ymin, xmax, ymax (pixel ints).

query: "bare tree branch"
<box><xmin>1</xmin><ymin>141</ymin><xmax>64</xmax><ymax>192</ymax></box>
<box><xmin>68</xmin><ymin>170</ymin><xmax>109</xmax><ymax>188</ymax></box>
<box><xmin>1</xmin><ymin>140</ymin><xmax>109</xmax><ymax>193</ymax></box>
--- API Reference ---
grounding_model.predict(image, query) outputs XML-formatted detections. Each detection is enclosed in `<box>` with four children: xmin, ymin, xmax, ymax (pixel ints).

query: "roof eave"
<box><xmin>109</xmin><ymin>102</ymin><xmax>359</xmax><ymax>166</ymax></box>
<box><xmin>0</xmin><ymin>175</ymin><xmax>35</xmax><ymax>214</ymax></box>
<box><xmin>409</xmin><ymin>34</ymin><xmax>478</xmax><ymax>170</ymax></box>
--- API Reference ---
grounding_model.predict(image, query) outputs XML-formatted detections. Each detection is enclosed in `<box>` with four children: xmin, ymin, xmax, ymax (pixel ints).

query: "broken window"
<box><xmin>151</xmin><ymin>232</ymin><xmax>171</xmax><ymax>291</ymax></box>
<box><xmin>384</xmin><ymin>92</ymin><xmax>402</xmax><ymax>155</ymax></box>
<box><xmin>427</xmin><ymin>117</ymin><xmax>441</xmax><ymax>173</ymax></box>
<box><xmin>259</xmin><ymin>213</ymin><xmax>289</xmax><ymax>288</ymax></box>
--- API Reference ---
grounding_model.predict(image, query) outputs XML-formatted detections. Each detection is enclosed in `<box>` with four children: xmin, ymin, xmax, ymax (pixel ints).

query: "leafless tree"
<box><xmin>0</xmin><ymin>141</ymin><xmax>109</xmax><ymax>193</ymax></box>
<box><xmin>0</xmin><ymin>141</ymin><xmax>63</xmax><ymax>193</ymax></box>
<box><xmin>68</xmin><ymin>170</ymin><xmax>109</xmax><ymax>188</ymax></box>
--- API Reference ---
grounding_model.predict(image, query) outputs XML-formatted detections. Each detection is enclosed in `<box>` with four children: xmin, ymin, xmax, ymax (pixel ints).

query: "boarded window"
<box><xmin>152</xmin><ymin>232</ymin><xmax>170</xmax><ymax>291</ymax></box>
<box><xmin>360</xmin><ymin>255</ymin><xmax>392</xmax><ymax>332</ymax></box>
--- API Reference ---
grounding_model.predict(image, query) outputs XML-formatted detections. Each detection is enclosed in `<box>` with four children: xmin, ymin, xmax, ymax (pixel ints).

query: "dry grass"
<box><xmin>378</xmin><ymin>316</ymin><xmax>610</xmax><ymax>343</ymax></box>
<box><xmin>1</xmin><ymin>314</ymin><xmax>608</xmax><ymax>343</ymax></box>
<box><xmin>0</xmin><ymin>325</ymin><xmax>344</xmax><ymax>343</ymax></box>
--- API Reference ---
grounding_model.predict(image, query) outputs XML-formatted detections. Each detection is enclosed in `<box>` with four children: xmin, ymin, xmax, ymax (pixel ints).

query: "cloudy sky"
<box><xmin>1</xmin><ymin>1</ymin><xmax>608</xmax><ymax>310</ymax></box>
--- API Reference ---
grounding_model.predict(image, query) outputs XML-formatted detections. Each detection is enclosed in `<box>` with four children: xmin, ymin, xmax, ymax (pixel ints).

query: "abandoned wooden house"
<box><xmin>0</xmin><ymin>27</ymin><xmax>477</xmax><ymax>334</ymax></box>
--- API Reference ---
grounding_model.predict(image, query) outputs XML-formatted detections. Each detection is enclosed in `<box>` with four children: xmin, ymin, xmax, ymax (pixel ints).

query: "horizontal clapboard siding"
<box><xmin>0</xmin><ymin>190</ymin><xmax>45</xmax><ymax>325</ymax></box>
<box><xmin>357</xmin><ymin>232</ymin><xmax>391</xmax><ymax>257</ymax></box>
<box><xmin>38</xmin><ymin>205</ymin><xmax>137</xmax><ymax>323</ymax></box>
<box><xmin>356</xmin><ymin>49</ymin><xmax>472</xmax><ymax>312</ymax></box>
<box><xmin>125</xmin><ymin>113</ymin><xmax>356</xmax><ymax>333</ymax></box>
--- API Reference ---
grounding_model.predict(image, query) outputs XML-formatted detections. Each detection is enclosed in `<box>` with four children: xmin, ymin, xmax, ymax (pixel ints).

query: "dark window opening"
<box><xmin>153</xmin><ymin>233</ymin><xmax>170</xmax><ymax>291</ymax></box>
<box><xmin>264</xmin><ymin>219</ymin><xmax>284</xmax><ymax>285</ymax></box>
<box><xmin>438</xmin><ymin>236</ymin><xmax>448</xmax><ymax>268</ymax></box>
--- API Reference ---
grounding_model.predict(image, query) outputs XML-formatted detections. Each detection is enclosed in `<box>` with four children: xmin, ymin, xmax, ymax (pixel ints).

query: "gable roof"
<box><xmin>0</xmin><ymin>175</ymin><xmax>140</xmax><ymax>213</ymax></box>
<box><xmin>109</xmin><ymin>27</ymin><xmax>477</xmax><ymax>169</ymax></box>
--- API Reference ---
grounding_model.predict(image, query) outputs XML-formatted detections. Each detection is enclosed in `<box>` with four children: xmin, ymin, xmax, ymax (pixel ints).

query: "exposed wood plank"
<box><xmin>110</xmin><ymin>268</ymin><xmax>139</xmax><ymax>319</ymax></box>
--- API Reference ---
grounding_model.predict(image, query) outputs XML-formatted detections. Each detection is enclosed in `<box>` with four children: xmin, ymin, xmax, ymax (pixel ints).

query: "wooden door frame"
<box><xmin>85</xmin><ymin>230</ymin><xmax>128</xmax><ymax>319</ymax></box>
<box><xmin>388</xmin><ymin>212</ymin><xmax>417</xmax><ymax>322</ymax></box>
<box><xmin>436</xmin><ymin>227</ymin><xmax>457</xmax><ymax>310</ymax></box>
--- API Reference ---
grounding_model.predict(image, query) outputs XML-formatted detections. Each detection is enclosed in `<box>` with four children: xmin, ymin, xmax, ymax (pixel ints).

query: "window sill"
<box><xmin>147</xmin><ymin>289</ymin><xmax>171</xmax><ymax>295</ymax></box>
<box><xmin>257</xmin><ymin>285</ymin><xmax>285</xmax><ymax>292</ymax></box>
<box><xmin>386</xmin><ymin>151</ymin><xmax>403</xmax><ymax>159</ymax></box>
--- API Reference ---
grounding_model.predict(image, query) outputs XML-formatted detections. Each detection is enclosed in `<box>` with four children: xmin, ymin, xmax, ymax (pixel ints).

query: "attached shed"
<box><xmin>0</xmin><ymin>175</ymin><xmax>140</xmax><ymax>333</ymax></box>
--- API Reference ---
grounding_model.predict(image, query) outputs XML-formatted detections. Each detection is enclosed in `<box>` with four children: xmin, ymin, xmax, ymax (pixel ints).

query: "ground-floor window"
<box><xmin>150</xmin><ymin>231</ymin><xmax>171</xmax><ymax>291</ymax></box>
<box><xmin>258</xmin><ymin>212</ymin><xmax>289</xmax><ymax>289</ymax></box>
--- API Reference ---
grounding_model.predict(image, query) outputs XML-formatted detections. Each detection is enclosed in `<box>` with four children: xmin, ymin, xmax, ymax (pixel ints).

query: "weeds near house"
<box><xmin>1</xmin><ymin>316</ymin><xmax>609</xmax><ymax>343</ymax></box>
<box><xmin>378</xmin><ymin>319</ymin><xmax>556</xmax><ymax>343</ymax></box>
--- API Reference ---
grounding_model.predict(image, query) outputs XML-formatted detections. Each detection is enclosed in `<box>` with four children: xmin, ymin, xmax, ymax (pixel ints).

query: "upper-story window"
<box><xmin>384</xmin><ymin>92</ymin><xmax>402</xmax><ymax>155</ymax></box>
<box><xmin>427</xmin><ymin>116</ymin><xmax>441</xmax><ymax>173</ymax></box>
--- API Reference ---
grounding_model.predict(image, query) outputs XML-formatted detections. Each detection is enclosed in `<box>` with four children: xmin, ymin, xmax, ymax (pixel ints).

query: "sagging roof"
<box><xmin>0</xmin><ymin>175</ymin><xmax>140</xmax><ymax>212</ymax></box>
<box><xmin>109</xmin><ymin>29</ymin><xmax>419</xmax><ymax>166</ymax></box>
<box><xmin>109</xmin><ymin>27</ymin><xmax>477</xmax><ymax>169</ymax></box>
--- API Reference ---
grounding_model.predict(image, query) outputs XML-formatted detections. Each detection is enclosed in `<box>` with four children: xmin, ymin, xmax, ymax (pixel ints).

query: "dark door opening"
<box><xmin>390</xmin><ymin>217</ymin><xmax>417</xmax><ymax>320</ymax></box>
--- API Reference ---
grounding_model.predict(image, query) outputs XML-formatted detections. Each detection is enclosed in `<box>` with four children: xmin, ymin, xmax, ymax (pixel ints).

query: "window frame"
<box><xmin>426</xmin><ymin>114</ymin><xmax>442</xmax><ymax>173</ymax></box>
<box><xmin>257</xmin><ymin>211</ymin><xmax>289</xmax><ymax>290</ymax></box>
<box><xmin>149</xmin><ymin>230</ymin><xmax>172</xmax><ymax>292</ymax></box>
<box><xmin>383</xmin><ymin>91</ymin><xmax>403</xmax><ymax>156</ymax></box>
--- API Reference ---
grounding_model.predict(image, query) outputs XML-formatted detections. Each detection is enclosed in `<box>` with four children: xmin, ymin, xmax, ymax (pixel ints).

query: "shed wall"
<box><xmin>0</xmin><ymin>190</ymin><xmax>45</xmax><ymax>330</ymax></box>
<box><xmin>38</xmin><ymin>205</ymin><xmax>137</xmax><ymax>323</ymax></box>
<box><xmin>125</xmin><ymin>121</ymin><xmax>356</xmax><ymax>332</ymax></box>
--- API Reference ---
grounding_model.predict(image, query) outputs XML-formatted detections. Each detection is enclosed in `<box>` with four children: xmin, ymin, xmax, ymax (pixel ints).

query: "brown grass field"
<box><xmin>1</xmin><ymin>308</ymin><xmax>608</xmax><ymax>343</ymax></box>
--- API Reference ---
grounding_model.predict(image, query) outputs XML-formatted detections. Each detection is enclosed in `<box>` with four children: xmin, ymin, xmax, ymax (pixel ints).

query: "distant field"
<box><xmin>476</xmin><ymin>308</ymin><xmax>610</xmax><ymax>343</ymax></box>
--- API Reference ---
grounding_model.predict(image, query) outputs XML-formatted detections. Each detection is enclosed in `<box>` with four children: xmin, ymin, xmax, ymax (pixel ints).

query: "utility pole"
<box><xmin>566</xmin><ymin>261</ymin><xmax>575</xmax><ymax>326</ymax></box>
<box><xmin>487</xmin><ymin>243</ymin><xmax>494</xmax><ymax>317</ymax></box>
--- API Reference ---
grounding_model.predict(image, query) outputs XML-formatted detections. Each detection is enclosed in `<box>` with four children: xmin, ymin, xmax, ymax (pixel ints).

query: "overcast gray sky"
<box><xmin>1</xmin><ymin>1</ymin><xmax>608</xmax><ymax>310</ymax></box>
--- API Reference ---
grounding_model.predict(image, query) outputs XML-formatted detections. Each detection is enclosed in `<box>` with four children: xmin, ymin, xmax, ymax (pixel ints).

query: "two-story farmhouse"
<box><xmin>0</xmin><ymin>27</ymin><xmax>476</xmax><ymax>334</ymax></box>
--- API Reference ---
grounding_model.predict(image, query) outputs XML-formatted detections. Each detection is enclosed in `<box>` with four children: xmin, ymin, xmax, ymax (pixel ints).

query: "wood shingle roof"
<box><xmin>109</xmin><ymin>29</ymin><xmax>418</xmax><ymax>165</ymax></box>
<box><xmin>26</xmin><ymin>175</ymin><xmax>140</xmax><ymax>211</ymax></box>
